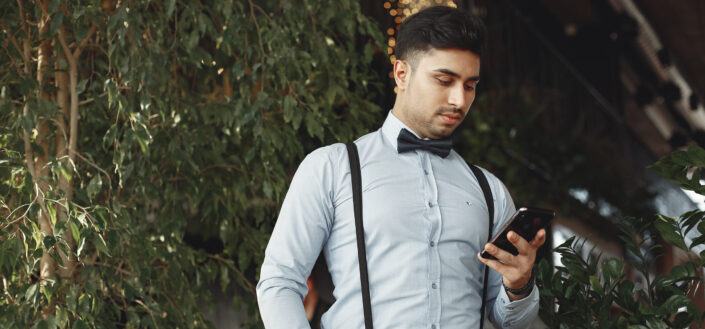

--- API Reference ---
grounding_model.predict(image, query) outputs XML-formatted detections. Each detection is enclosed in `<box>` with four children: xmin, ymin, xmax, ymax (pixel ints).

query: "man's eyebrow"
<box><xmin>433</xmin><ymin>68</ymin><xmax>480</xmax><ymax>82</ymax></box>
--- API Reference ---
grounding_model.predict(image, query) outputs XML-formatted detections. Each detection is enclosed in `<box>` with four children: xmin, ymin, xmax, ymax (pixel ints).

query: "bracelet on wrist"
<box><xmin>503</xmin><ymin>271</ymin><xmax>535</xmax><ymax>296</ymax></box>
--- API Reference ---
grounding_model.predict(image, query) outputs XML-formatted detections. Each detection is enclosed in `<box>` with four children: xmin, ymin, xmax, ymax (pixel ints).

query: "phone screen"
<box><xmin>480</xmin><ymin>207</ymin><xmax>555</xmax><ymax>260</ymax></box>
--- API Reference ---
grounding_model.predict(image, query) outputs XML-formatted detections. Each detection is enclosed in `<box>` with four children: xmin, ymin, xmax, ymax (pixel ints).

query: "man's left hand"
<box><xmin>477</xmin><ymin>229</ymin><xmax>546</xmax><ymax>301</ymax></box>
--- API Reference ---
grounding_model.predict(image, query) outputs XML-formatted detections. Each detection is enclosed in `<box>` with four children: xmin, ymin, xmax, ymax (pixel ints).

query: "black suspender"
<box><xmin>469</xmin><ymin>164</ymin><xmax>495</xmax><ymax>329</ymax></box>
<box><xmin>345</xmin><ymin>142</ymin><xmax>494</xmax><ymax>329</ymax></box>
<box><xmin>346</xmin><ymin>142</ymin><xmax>374</xmax><ymax>329</ymax></box>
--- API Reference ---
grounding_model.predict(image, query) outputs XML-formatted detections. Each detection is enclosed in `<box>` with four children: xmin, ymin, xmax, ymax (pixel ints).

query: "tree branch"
<box><xmin>73</xmin><ymin>24</ymin><xmax>96</xmax><ymax>59</ymax></box>
<box><xmin>57</xmin><ymin>27</ymin><xmax>73</xmax><ymax>66</ymax></box>
<box><xmin>1</xmin><ymin>42</ymin><xmax>21</xmax><ymax>74</ymax></box>
<box><xmin>78</xmin><ymin>91</ymin><xmax>108</xmax><ymax>106</ymax></box>
<box><xmin>17</xmin><ymin>0</ymin><xmax>30</xmax><ymax>39</ymax></box>
<box><xmin>75</xmin><ymin>151</ymin><xmax>113</xmax><ymax>201</ymax></box>
<box><xmin>0</xmin><ymin>21</ymin><xmax>25</xmax><ymax>62</ymax></box>
<box><xmin>205</xmin><ymin>253</ymin><xmax>257</xmax><ymax>296</ymax></box>
<box><xmin>248</xmin><ymin>0</ymin><xmax>266</xmax><ymax>92</ymax></box>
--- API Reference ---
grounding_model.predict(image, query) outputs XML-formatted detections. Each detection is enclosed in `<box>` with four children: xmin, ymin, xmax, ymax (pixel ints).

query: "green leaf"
<box><xmin>166</xmin><ymin>0</ymin><xmax>176</xmax><ymax>17</ymax></box>
<box><xmin>30</xmin><ymin>320</ymin><xmax>50</xmax><ymax>329</ymax></box>
<box><xmin>47</xmin><ymin>202</ymin><xmax>57</xmax><ymax>225</ymax></box>
<box><xmin>78</xmin><ymin>293</ymin><xmax>91</xmax><ymax>317</ymax></box>
<box><xmin>43</xmin><ymin>285</ymin><xmax>53</xmax><ymax>304</ymax></box>
<box><xmin>601</xmin><ymin>258</ymin><xmax>623</xmax><ymax>282</ymax></box>
<box><xmin>21</xmin><ymin>114</ymin><xmax>34</xmax><ymax>133</ymax></box>
<box><xmin>654</xmin><ymin>216</ymin><xmax>687</xmax><ymax>250</ymax></box>
<box><xmin>72</xmin><ymin>319</ymin><xmax>89</xmax><ymax>329</ymax></box>
<box><xmin>25</xmin><ymin>283</ymin><xmax>39</xmax><ymax>305</ymax></box>
<box><xmin>263</xmin><ymin>180</ymin><xmax>273</xmax><ymax>198</ymax></box>
<box><xmin>659</xmin><ymin>294</ymin><xmax>690</xmax><ymax>314</ymax></box>
<box><xmin>77</xmin><ymin>236</ymin><xmax>86</xmax><ymax>258</ymax></box>
<box><xmin>687</xmin><ymin>145</ymin><xmax>705</xmax><ymax>164</ymax></box>
<box><xmin>49</xmin><ymin>0</ymin><xmax>62</xmax><ymax>13</ymax></box>
<box><xmin>77</xmin><ymin>212</ymin><xmax>88</xmax><ymax>227</ymax></box>
<box><xmin>86</xmin><ymin>175</ymin><xmax>103</xmax><ymax>199</ymax></box>
<box><xmin>75</xmin><ymin>79</ymin><xmax>88</xmax><ymax>95</ymax></box>
<box><xmin>43</xmin><ymin>235</ymin><xmax>57</xmax><ymax>249</ymax></box>
<box><xmin>282</xmin><ymin>94</ymin><xmax>296</xmax><ymax>122</ymax></box>
<box><xmin>70</xmin><ymin>221</ymin><xmax>81</xmax><ymax>242</ymax></box>
<box><xmin>589</xmin><ymin>275</ymin><xmax>603</xmax><ymax>296</ymax></box>
<box><xmin>220</xmin><ymin>265</ymin><xmax>230</xmax><ymax>291</ymax></box>
<box><xmin>49</xmin><ymin>12</ymin><xmax>64</xmax><ymax>37</ymax></box>
<box><xmin>95</xmin><ymin>234</ymin><xmax>111</xmax><ymax>257</ymax></box>
<box><xmin>56</xmin><ymin>307</ymin><xmax>69</xmax><ymax>329</ymax></box>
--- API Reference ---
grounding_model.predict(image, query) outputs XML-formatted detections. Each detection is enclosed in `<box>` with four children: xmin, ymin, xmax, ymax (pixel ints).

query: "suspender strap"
<box><xmin>345</xmin><ymin>142</ymin><xmax>491</xmax><ymax>328</ymax></box>
<box><xmin>346</xmin><ymin>142</ymin><xmax>373</xmax><ymax>329</ymax></box>
<box><xmin>469</xmin><ymin>164</ymin><xmax>494</xmax><ymax>329</ymax></box>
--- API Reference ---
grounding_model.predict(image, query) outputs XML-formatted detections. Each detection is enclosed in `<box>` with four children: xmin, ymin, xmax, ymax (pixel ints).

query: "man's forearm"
<box><xmin>257</xmin><ymin>279</ymin><xmax>311</xmax><ymax>329</ymax></box>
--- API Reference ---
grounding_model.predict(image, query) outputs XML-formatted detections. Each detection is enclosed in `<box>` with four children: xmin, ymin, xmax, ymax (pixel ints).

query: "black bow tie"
<box><xmin>397</xmin><ymin>128</ymin><xmax>453</xmax><ymax>158</ymax></box>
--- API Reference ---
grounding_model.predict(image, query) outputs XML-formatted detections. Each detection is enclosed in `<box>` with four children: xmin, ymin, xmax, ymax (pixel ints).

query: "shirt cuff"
<box><xmin>494</xmin><ymin>284</ymin><xmax>540</xmax><ymax>328</ymax></box>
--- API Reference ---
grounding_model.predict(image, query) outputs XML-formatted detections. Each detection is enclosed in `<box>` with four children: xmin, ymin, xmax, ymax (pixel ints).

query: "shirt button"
<box><xmin>429</xmin><ymin>241</ymin><xmax>435</xmax><ymax>247</ymax></box>
<box><xmin>431</xmin><ymin>283</ymin><xmax>437</xmax><ymax>289</ymax></box>
<box><xmin>428</xmin><ymin>201</ymin><xmax>433</xmax><ymax>208</ymax></box>
<box><xmin>424</xmin><ymin>169</ymin><xmax>429</xmax><ymax>175</ymax></box>
<box><xmin>431</xmin><ymin>325</ymin><xmax>436</xmax><ymax>329</ymax></box>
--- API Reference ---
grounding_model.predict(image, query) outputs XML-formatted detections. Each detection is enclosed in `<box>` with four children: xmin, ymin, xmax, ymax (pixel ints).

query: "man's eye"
<box><xmin>465</xmin><ymin>84</ymin><xmax>475</xmax><ymax>90</ymax></box>
<box><xmin>437</xmin><ymin>79</ymin><xmax>451</xmax><ymax>85</ymax></box>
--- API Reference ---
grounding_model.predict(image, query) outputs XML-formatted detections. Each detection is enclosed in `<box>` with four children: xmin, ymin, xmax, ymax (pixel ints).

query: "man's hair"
<box><xmin>396</xmin><ymin>6</ymin><xmax>486</xmax><ymax>68</ymax></box>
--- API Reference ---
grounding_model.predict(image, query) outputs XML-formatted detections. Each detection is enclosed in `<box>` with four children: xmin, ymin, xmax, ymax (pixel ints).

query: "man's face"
<box><xmin>393</xmin><ymin>48</ymin><xmax>480</xmax><ymax>139</ymax></box>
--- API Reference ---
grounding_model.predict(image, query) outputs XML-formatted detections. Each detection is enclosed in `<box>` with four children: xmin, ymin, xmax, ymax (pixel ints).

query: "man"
<box><xmin>257</xmin><ymin>5</ymin><xmax>545</xmax><ymax>328</ymax></box>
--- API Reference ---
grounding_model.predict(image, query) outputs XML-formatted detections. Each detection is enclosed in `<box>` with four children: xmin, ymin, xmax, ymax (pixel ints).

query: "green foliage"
<box><xmin>1</xmin><ymin>0</ymin><xmax>384</xmax><ymax>328</ymax></box>
<box><xmin>650</xmin><ymin>146</ymin><xmax>705</xmax><ymax>195</ymax></box>
<box><xmin>537</xmin><ymin>146</ymin><xmax>705</xmax><ymax>328</ymax></box>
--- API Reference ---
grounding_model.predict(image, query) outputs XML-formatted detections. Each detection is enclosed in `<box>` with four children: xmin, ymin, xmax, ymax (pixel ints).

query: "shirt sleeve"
<box><xmin>484</xmin><ymin>174</ymin><xmax>541</xmax><ymax>329</ymax></box>
<box><xmin>256</xmin><ymin>147</ymin><xmax>337</xmax><ymax>329</ymax></box>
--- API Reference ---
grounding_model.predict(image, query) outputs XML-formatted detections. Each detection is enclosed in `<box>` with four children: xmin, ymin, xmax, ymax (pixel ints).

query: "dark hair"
<box><xmin>396</xmin><ymin>6</ymin><xmax>486</xmax><ymax>66</ymax></box>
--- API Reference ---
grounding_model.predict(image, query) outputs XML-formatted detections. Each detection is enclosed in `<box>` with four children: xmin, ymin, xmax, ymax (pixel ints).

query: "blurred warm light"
<box><xmin>387</xmin><ymin>28</ymin><xmax>395</xmax><ymax>35</ymax></box>
<box><xmin>390</xmin><ymin>9</ymin><xmax>397</xmax><ymax>15</ymax></box>
<box><xmin>388</xmin><ymin>47</ymin><xmax>394</xmax><ymax>54</ymax></box>
<box><xmin>388</xmin><ymin>38</ymin><xmax>396</xmax><ymax>47</ymax></box>
<box><xmin>384</xmin><ymin>2</ymin><xmax>391</xmax><ymax>9</ymax></box>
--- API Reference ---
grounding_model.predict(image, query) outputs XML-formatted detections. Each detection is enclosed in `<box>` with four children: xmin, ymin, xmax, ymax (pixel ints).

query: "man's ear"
<box><xmin>394</xmin><ymin>60</ymin><xmax>411</xmax><ymax>92</ymax></box>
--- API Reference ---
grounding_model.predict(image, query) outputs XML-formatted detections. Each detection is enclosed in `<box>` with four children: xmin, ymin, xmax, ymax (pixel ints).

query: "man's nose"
<box><xmin>447</xmin><ymin>84</ymin><xmax>466</xmax><ymax>108</ymax></box>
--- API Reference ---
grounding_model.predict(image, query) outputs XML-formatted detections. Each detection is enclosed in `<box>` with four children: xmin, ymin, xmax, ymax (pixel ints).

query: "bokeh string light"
<box><xmin>384</xmin><ymin>0</ymin><xmax>458</xmax><ymax>90</ymax></box>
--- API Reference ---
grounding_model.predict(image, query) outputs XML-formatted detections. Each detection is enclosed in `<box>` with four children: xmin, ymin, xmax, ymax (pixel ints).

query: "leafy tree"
<box><xmin>0</xmin><ymin>0</ymin><xmax>383</xmax><ymax>328</ymax></box>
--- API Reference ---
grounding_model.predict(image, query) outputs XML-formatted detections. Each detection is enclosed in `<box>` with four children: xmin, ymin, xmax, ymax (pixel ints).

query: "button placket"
<box><xmin>424</xmin><ymin>154</ymin><xmax>442</xmax><ymax>325</ymax></box>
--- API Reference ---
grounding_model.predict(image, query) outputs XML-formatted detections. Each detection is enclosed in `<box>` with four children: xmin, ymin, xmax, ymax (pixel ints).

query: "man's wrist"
<box><xmin>503</xmin><ymin>270</ymin><xmax>535</xmax><ymax>296</ymax></box>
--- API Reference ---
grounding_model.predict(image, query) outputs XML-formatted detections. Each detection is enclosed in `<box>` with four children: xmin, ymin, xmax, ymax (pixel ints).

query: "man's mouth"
<box><xmin>440</xmin><ymin>114</ymin><xmax>461</xmax><ymax>124</ymax></box>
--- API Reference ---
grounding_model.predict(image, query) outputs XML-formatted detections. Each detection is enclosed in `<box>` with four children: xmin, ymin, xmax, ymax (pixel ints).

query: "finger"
<box><xmin>477</xmin><ymin>252</ymin><xmax>508</xmax><ymax>273</ymax></box>
<box><xmin>507</xmin><ymin>231</ymin><xmax>531</xmax><ymax>255</ymax></box>
<box><xmin>530</xmin><ymin>229</ymin><xmax>547</xmax><ymax>248</ymax></box>
<box><xmin>482</xmin><ymin>242</ymin><xmax>516</xmax><ymax>265</ymax></box>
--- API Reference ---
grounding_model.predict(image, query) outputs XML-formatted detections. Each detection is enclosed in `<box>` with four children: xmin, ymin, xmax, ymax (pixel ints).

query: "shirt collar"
<box><xmin>381</xmin><ymin>110</ymin><xmax>423</xmax><ymax>151</ymax></box>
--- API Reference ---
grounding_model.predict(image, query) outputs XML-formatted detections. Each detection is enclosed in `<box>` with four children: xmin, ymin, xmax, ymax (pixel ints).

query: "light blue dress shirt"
<box><xmin>257</xmin><ymin>111</ymin><xmax>539</xmax><ymax>328</ymax></box>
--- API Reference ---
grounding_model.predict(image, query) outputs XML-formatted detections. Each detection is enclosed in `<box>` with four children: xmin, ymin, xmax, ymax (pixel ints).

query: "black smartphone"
<box><xmin>480</xmin><ymin>207</ymin><xmax>555</xmax><ymax>260</ymax></box>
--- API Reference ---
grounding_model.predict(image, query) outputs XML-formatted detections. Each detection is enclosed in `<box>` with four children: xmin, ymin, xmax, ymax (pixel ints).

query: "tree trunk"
<box><xmin>36</xmin><ymin>0</ymin><xmax>56</xmax><ymax>282</ymax></box>
<box><xmin>55</xmin><ymin>47</ymin><xmax>75</xmax><ymax>279</ymax></box>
